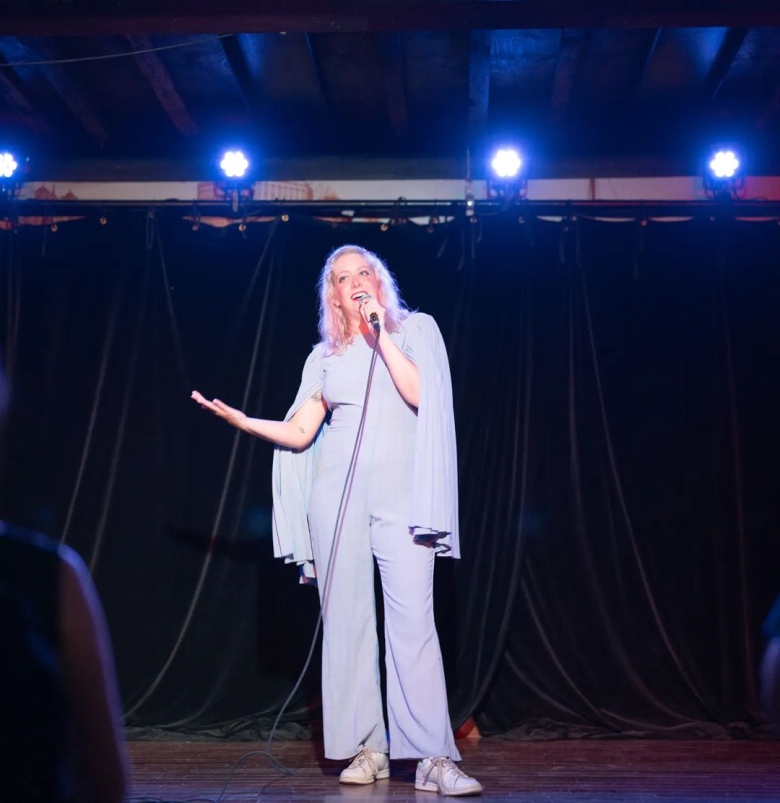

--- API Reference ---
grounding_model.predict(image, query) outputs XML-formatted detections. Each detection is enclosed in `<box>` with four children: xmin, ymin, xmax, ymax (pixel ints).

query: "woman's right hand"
<box><xmin>191</xmin><ymin>391</ymin><xmax>247</xmax><ymax>431</ymax></box>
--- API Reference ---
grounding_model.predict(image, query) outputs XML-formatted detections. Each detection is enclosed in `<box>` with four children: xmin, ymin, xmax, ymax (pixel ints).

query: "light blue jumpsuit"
<box><xmin>272</xmin><ymin>313</ymin><xmax>461</xmax><ymax>761</ymax></box>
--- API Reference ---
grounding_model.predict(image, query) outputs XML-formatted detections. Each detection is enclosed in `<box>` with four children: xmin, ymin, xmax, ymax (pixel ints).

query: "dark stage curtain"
<box><xmin>0</xmin><ymin>211</ymin><xmax>777</xmax><ymax>741</ymax></box>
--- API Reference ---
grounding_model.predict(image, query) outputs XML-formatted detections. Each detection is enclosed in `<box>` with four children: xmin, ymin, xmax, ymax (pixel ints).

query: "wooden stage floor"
<box><xmin>128</xmin><ymin>738</ymin><xmax>780</xmax><ymax>802</ymax></box>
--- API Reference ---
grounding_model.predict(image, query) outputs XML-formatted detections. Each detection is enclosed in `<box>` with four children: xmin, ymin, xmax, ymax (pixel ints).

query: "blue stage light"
<box><xmin>708</xmin><ymin>150</ymin><xmax>740</xmax><ymax>180</ymax></box>
<box><xmin>219</xmin><ymin>150</ymin><xmax>249</xmax><ymax>179</ymax></box>
<box><xmin>703</xmin><ymin>146</ymin><xmax>745</xmax><ymax>199</ymax></box>
<box><xmin>0</xmin><ymin>152</ymin><xmax>19</xmax><ymax>179</ymax></box>
<box><xmin>490</xmin><ymin>148</ymin><xmax>523</xmax><ymax>180</ymax></box>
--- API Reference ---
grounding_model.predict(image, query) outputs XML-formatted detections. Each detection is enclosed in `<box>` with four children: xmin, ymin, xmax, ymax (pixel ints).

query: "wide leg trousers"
<box><xmin>308</xmin><ymin>463</ymin><xmax>460</xmax><ymax>762</ymax></box>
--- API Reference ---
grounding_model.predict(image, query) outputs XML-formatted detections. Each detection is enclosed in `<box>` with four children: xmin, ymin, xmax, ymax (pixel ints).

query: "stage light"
<box><xmin>0</xmin><ymin>152</ymin><xmax>25</xmax><ymax>200</ymax></box>
<box><xmin>709</xmin><ymin>150</ymin><xmax>739</xmax><ymax>180</ymax></box>
<box><xmin>487</xmin><ymin>145</ymin><xmax>527</xmax><ymax>203</ymax></box>
<box><xmin>215</xmin><ymin>148</ymin><xmax>254</xmax><ymax>212</ymax></box>
<box><xmin>220</xmin><ymin>150</ymin><xmax>249</xmax><ymax>179</ymax></box>
<box><xmin>490</xmin><ymin>148</ymin><xmax>522</xmax><ymax>180</ymax></box>
<box><xmin>703</xmin><ymin>146</ymin><xmax>744</xmax><ymax>199</ymax></box>
<box><xmin>0</xmin><ymin>152</ymin><xmax>19</xmax><ymax>179</ymax></box>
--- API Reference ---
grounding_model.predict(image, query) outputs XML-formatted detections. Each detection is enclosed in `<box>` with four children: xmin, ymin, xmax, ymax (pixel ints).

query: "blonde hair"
<box><xmin>317</xmin><ymin>244</ymin><xmax>411</xmax><ymax>354</ymax></box>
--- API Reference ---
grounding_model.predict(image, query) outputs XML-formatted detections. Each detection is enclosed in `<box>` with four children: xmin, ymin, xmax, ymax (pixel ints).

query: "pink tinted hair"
<box><xmin>317</xmin><ymin>244</ymin><xmax>411</xmax><ymax>353</ymax></box>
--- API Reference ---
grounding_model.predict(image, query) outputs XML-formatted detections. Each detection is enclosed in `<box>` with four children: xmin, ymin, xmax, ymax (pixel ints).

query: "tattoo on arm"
<box><xmin>296</xmin><ymin>390</ymin><xmax>322</xmax><ymax>438</ymax></box>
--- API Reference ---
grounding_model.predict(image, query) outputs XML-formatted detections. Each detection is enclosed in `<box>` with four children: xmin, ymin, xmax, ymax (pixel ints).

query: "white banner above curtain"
<box><xmin>12</xmin><ymin>175</ymin><xmax>780</xmax><ymax>204</ymax></box>
<box><xmin>5</xmin><ymin>175</ymin><xmax>780</xmax><ymax>229</ymax></box>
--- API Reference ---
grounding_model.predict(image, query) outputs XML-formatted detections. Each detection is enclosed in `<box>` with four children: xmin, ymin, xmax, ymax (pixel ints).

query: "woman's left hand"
<box><xmin>359</xmin><ymin>294</ymin><xmax>386</xmax><ymax>332</ymax></box>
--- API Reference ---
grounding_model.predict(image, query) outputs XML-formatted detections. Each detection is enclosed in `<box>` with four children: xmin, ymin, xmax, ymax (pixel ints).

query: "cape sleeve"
<box><xmin>401</xmin><ymin>313</ymin><xmax>460</xmax><ymax>559</ymax></box>
<box><xmin>271</xmin><ymin>343</ymin><xmax>327</xmax><ymax>584</ymax></box>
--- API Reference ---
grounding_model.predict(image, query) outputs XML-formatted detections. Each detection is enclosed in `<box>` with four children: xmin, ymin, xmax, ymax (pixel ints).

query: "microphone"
<box><xmin>356</xmin><ymin>293</ymin><xmax>381</xmax><ymax>331</ymax></box>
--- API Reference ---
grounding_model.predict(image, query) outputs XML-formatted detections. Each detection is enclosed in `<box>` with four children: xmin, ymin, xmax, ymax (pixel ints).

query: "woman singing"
<box><xmin>192</xmin><ymin>244</ymin><xmax>481</xmax><ymax>796</ymax></box>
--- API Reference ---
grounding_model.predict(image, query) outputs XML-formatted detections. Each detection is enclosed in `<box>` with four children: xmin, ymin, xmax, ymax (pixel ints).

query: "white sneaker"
<box><xmin>339</xmin><ymin>747</ymin><xmax>390</xmax><ymax>785</ymax></box>
<box><xmin>415</xmin><ymin>757</ymin><xmax>483</xmax><ymax>796</ymax></box>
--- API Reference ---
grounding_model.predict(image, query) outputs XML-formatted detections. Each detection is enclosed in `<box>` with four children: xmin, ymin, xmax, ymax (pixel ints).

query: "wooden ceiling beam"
<box><xmin>303</xmin><ymin>34</ymin><xmax>329</xmax><ymax>112</ymax></box>
<box><xmin>0</xmin><ymin>56</ymin><xmax>50</xmax><ymax>135</ymax></box>
<box><xmin>220</xmin><ymin>34</ymin><xmax>261</xmax><ymax>113</ymax></box>
<box><xmin>627</xmin><ymin>28</ymin><xmax>661</xmax><ymax>101</ymax></box>
<box><xmin>126</xmin><ymin>34</ymin><xmax>199</xmax><ymax>136</ymax></box>
<box><xmin>2</xmin><ymin>1</ymin><xmax>780</xmax><ymax>36</ymax></box>
<box><xmin>705</xmin><ymin>27</ymin><xmax>748</xmax><ymax>102</ymax></box>
<box><xmin>223</xmin><ymin>33</ymin><xmax>329</xmax><ymax>118</ymax></box>
<box><xmin>549</xmin><ymin>29</ymin><xmax>591</xmax><ymax>123</ymax></box>
<box><xmin>14</xmin><ymin>38</ymin><xmax>111</xmax><ymax>143</ymax></box>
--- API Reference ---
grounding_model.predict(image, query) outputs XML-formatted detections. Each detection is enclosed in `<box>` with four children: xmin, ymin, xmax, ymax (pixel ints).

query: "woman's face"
<box><xmin>330</xmin><ymin>251</ymin><xmax>381</xmax><ymax>328</ymax></box>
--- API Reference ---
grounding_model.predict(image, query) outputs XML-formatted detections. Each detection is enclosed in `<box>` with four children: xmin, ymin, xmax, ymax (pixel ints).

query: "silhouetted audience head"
<box><xmin>0</xmin><ymin>362</ymin><xmax>128</xmax><ymax>802</ymax></box>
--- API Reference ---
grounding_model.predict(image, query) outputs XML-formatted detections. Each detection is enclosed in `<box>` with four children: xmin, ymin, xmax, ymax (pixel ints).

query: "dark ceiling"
<box><xmin>1</xmin><ymin>1</ymin><xmax>780</xmax><ymax>179</ymax></box>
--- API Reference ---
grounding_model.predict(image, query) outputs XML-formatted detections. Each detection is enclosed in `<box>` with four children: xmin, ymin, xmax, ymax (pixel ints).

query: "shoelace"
<box><xmin>351</xmin><ymin>749</ymin><xmax>376</xmax><ymax>774</ymax></box>
<box><xmin>423</xmin><ymin>757</ymin><xmax>467</xmax><ymax>784</ymax></box>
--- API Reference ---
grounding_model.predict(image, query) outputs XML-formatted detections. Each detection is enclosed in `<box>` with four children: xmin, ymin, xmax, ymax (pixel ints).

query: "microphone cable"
<box><xmin>263</xmin><ymin>330</ymin><xmax>382</xmax><ymax>761</ymax></box>
<box><xmin>128</xmin><ymin>330</ymin><xmax>385</xmax><ymax>802</ymax></box>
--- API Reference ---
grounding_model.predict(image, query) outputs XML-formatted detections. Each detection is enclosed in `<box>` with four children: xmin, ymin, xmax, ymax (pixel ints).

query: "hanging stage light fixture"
<box><xmin>0</xmin><ymin>152</ymin><xmax>24</xmax><ymax>200</ymax></box>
